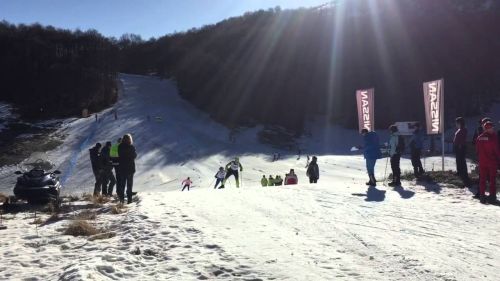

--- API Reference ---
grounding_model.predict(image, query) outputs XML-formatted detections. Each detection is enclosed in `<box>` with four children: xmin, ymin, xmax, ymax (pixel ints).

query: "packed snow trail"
<box><xmin>1</xmin><ymin>74</ymin><xmax>499</xmax><ymax>280</ymax></box>
<box><xmin>1</xmin><ymin>184</ymin><xmax>499</xmax><ymax>280</ymax></box>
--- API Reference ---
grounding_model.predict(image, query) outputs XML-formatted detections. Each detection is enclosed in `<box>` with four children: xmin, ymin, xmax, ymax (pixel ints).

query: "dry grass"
<box><xmin>67</xmin><ymin>195</ymin><xmax>80</xmax><ymax>202</ymax></box>
<box><xmin>44</xmin><ymin>213</ymin><xmax>61</xmax><ymax>224</ymax></box>
<box><xmin>88</xmin><ymin>232</ymin><xmax>116</xmax><ymax>241</ymax></box>
<box><xmin>0</xmin><ymin>193</ymin><xmax>7</xmax><ymax>203</ymax></box>
<box><xmin>86</xmin><ymin>194</ymin><xmax>111</xmax><ymax>206</ymax></box>
<box><xmin>76</xmin><ymin>210</ymin><xmax>97</xmax><ymax>220</ymax></box>
<box><xmin>110</xmin><ymin>204</ymin><xmax>127</xmax><ymax>215</ymax></box>
<box><xmin>32</xmin><ymin>217</ymin><xmax>44</xmax><ymax>225</ymax></box>
<box><xmin>63</xmin><ymin>220</ymin><xmax>100</xmax><ymax>237</ymax></box>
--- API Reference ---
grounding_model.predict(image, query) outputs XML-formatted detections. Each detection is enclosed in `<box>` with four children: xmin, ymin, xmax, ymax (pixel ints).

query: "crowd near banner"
<box><xmin>356</xmin><ymin>88</ymin><xmax>375</xmax><ymax>133</ymax></box>
<box><xmin>423</xmin><ymin>79</ymin><xmax>445</xmax><ymax>170</ymax></box>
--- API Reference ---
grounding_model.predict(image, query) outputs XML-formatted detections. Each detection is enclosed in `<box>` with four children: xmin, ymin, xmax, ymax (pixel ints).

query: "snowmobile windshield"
<box><xmin>19</xmin><ymin>153</ymin><xmax>55</xmax><ymax>172</ymax></box>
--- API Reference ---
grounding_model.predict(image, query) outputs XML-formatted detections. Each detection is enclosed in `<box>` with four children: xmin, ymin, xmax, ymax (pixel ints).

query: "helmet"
<box><xmin>235</xmin><ymin>157</ymin><xmax>239</xmax><ymax>162</ymax></box>
<box><xmin>219</xmin><ymin>167</ymin><xmax>223</xmax><ymax>170</ymax></box>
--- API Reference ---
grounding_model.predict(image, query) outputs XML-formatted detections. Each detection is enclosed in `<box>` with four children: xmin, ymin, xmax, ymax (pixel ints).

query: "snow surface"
<box><xmin>1</xmin><ymin>74</ymin><xmax>499</xmax><ymax>280</ymax></box>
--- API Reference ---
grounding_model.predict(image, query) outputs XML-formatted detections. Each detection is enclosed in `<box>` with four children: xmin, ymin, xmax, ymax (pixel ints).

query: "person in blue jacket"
<box><xmin>361</xmin><ymin>129</ymin><xmax>382</xmax><ymax>186</ymax></box>
<box><xmin>410</xmin><ymin>122</ymin><xmax>425</xmax><ymax>178</ymax></box>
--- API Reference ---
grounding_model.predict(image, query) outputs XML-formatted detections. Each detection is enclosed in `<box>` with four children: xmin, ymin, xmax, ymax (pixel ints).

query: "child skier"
<box><xmin>221</xmin><ymin>157</ymin><xmax>243</xmax><ymax>188</ymax></box>
<box><xmin>267</xmin><ymin>175</ymin><xmax>275</xmax><ymax>186</ymax></box>
<box><xmin>261</xmin><ymin>175</ymin><xmax>268</xmax><ymax>187</ymax></box>
<box><xmin>214</xmin><ymin>167</ymin><xmax>226</xmax><ymax>189</ymax></box>
<box><xmin>181</xmin><ymin>177</ymin><xmax>192</xmax><ymax>191</ymax></box>
<box><xmin>274</xmin><ymin>175</ymin><xmax>283</xmax><ymax>186</ymax></box>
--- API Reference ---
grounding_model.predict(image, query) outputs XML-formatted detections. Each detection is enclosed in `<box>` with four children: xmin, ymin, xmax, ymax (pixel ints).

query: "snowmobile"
<box><xmin>13</xmin><ymin>167</ymin><xmax>62</xmax><ymax>204</ymax></box>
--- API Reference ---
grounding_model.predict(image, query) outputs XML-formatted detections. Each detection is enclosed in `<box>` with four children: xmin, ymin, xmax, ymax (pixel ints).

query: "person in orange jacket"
<box><xmin>475</xmin><ymin>121</ymin><xmax>500</xmax><ymax>204</ymax></box>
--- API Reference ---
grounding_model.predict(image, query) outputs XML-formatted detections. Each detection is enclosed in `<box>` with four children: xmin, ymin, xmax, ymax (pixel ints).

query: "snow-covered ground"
<box><xmin>1</xmin><ymin>74</ymin><xmax>499</xmax><ymax>280</ymax></box>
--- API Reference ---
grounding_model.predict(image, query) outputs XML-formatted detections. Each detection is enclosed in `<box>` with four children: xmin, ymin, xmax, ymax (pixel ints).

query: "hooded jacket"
<box><xmin>307</xmin><ymin>159</ymin><xmax>319</xmax><ymax>179</ymax></box>
<box><xmin>363</xmin><ymin>132</ymin><xmax>382</xmax><ymax>159</ymax></box>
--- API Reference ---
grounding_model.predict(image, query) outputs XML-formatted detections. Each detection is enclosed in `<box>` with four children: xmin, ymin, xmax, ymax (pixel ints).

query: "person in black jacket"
<box><xmin>117</xmin><ymin>134</ymin><xmax>137</xmax><ymax>204</ymax></box>
<box><xmin>100</xmin><ymin>141</ymin><xmax>116</xmax><ymax>196</ymax></box>
<box><xmin>89</xmin><ymin>143</ymin><xmax>103</xmax><ymax>196</ymax></box>
<box><xmin>306</xmin><ymin>156</ymin><xmax>319</xmax><ymax>183</ymax></box>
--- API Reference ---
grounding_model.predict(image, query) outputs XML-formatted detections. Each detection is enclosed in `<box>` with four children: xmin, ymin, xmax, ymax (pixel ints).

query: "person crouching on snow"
<box><xmin>221</xmin><ymin>157</ymin><xmax>243</xmax><ymax>188</ymax></box>
<box><xmin>284</xmin><ymin>169</ymin><xmax>298</xmax><ymax>185</ymax></box>
<box><xmin>182</xmin><ymin>177</ymin><xmax>193</xmax><ymax>191</ymax></box>
<box><xmin>214</xmin><ymin>167</ymin><xmax>226</xmax><ymax>189</ymax></box>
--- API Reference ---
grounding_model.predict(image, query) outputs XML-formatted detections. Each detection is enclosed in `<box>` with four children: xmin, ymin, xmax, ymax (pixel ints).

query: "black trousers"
<box><xmin>309</xmin><ymin>177</ymin><xmax>318</xmax><ymax>184</ymax></box>
<box><xmin>410</xmin><ymin>148</ymin><xmax>424</xmax><ymax>175</ymax></box>
<box><xmin>455</xmin><ymin>146</ymin><xmax>470</xmax><ymax>185</ymax></box>
<box><xmin>390</xmin><ymin>153</ymin><xmax>401</xmax><ymax>180</ymax></box>
<box><xmin>93</xmin><ymin>169</ymin><xmax>104</xmax><ymax>195</ymax></box>
<box><xmin>117</xmin><ymin>172</ymin><xmax>134</xmax><ymax>202</ymax></box>
<box><xmin>182</xmin><ymin>184</ymin><xmax>190</xmax><ymax>191</ymax></box>
<box><xmin>101</xmin><ymin>169</ymin><xmax>116</xmax><ymax>195</ymax></box>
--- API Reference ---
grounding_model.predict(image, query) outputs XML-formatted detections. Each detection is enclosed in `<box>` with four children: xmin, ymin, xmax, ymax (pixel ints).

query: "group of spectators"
<box><xmin>89</xmin><ymin>134</ymin><xmax>137</xmax><ymax>204</ymax></box>
<box><xmin>360</xmin><ymin>117</ymin><xmax>499</xmax><ymax>205</ymax></box>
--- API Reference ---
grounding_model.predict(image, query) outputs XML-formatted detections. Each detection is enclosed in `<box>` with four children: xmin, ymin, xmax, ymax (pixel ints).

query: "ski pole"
<box><xmin>383</xmin><ymin>155</ymin><xmax>389</xmax><ymax>186</ymax></box>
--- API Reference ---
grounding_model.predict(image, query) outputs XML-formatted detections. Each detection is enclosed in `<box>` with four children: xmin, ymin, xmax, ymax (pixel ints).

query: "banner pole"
<box><xmin>441</xmin><ymin>79</ymin><xmax>445</xmax><ymax>172</ymax></box>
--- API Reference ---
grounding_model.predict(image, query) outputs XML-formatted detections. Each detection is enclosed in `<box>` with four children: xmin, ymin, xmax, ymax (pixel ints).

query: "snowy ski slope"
<box><xmin>0</xmin><ymin>74</ymin><xmax>499</xmax><ymax>280</ymax></box>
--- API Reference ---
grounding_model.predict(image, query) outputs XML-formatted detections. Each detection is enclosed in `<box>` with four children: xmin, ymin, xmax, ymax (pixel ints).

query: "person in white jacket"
<box><xmin>388</xmin><ymin>125</ymin><xmax>402</xmax><ymax>186</ymax></box>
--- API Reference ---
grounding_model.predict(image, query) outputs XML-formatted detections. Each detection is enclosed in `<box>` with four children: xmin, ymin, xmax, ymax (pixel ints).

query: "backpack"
<box><xmin>396</xmin><ymin>135</ymin><xmax>405</xmax><ymax>154</ymax></box>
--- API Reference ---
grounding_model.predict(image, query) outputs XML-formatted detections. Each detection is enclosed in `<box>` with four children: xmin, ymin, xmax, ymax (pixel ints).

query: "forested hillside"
<box><xmin>0</xmin><ymin>22</ymin><xmax>118</xmax><ymax>119</ymax></box>
<box><xmin>119</xmin><ymin>0</ymin><xmax>500</xmax><ymax>131</ymax></box>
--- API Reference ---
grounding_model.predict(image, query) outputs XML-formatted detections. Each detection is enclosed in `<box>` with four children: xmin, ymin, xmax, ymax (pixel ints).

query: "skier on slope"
<box><xmin>475</xmin><ymin>121</ymin><xmax>500</xmax><ymax>204</ymax></box>
<box><xmin>181</xmin><ymin>177</ymin><xmax>193</xmax><ymax>191</ymax></box>
<box><xmin>89</xmin><ymin>143</ymin><xmax>103</xmax><ymax>196</ymax></box>
<box><xmin>214</xmin><ymin>167</ymin><xmax>226</xmax><ymax>189</ymax></box>
<box><xmin>220</xmin><ymin>157</ymin><xmax>243</xmax><ymax>188</ymax></box>
<box><xmin>261</xmin><ymin>175</ymin><xmax>268</xmax><ymax>187</ymax></box>
<box><xmin>387</xmin><ymin>125</ymin><xmax>402</xmax><ymax>187</ymax></box>
<box><xmin>361</xmin><ymin>129</ymin><xmax>382</xmax><ymax>186</ymax></box>
<box><xmin>306</xmin><ymin>156</ymin><xmax>320</xmax><ymax>183</ymax></box>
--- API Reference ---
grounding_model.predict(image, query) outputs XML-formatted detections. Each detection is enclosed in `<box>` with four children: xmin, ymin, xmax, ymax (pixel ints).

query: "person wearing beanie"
<box><xmin>475</xmin><ymin>121</ymin><xmax>500</xmax><ymax>204</ymax></box>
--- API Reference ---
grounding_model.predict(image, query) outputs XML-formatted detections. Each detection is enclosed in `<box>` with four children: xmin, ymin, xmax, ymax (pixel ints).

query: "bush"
<box><xmin>63</xmin><ymin>220</ymin><xmax>100</xmax><ymax>237</ymax></box>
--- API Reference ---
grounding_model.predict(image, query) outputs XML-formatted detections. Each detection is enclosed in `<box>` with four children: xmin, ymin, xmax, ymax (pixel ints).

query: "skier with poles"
<box><xmin>220</xmin><ymin>157</ymin><xmax>243</xmax><ymax>188</ymax></box>
<box><xmin>181</xmin><ymin>177</ymin><xmax>193</xmax><ymax>191</ymax></box>
<box><xmin>387</xmin><ymin>125</ymin><xmax>403</xmax><ymax>187</ymax></box>
<box><xmin>214</xmin><ymin>167</ymin><xmax>226</xmax><ymax>189</ymax></box>
<box><xmin>361</xmin><ymin>129</ymin><xmax>382</xmax><ymax>186</ymax></box>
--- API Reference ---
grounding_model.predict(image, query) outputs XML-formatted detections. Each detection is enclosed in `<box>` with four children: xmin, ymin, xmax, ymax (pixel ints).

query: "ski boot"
<box><xmin>479</xmin><ymin>195</ymin><xmax>487</xmax><ymax>204</ymax></box>
<box><xmin>488</xmin><ymin>195</ymin><xmax>498</xmax><ymax>204</ymax></box>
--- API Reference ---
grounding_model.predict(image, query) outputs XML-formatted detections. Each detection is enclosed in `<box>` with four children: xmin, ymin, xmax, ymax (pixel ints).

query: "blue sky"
<box><xmin>0</xmin><ymin>0</ymin><xmax>326</xmax><ymax>39</ymax></box>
